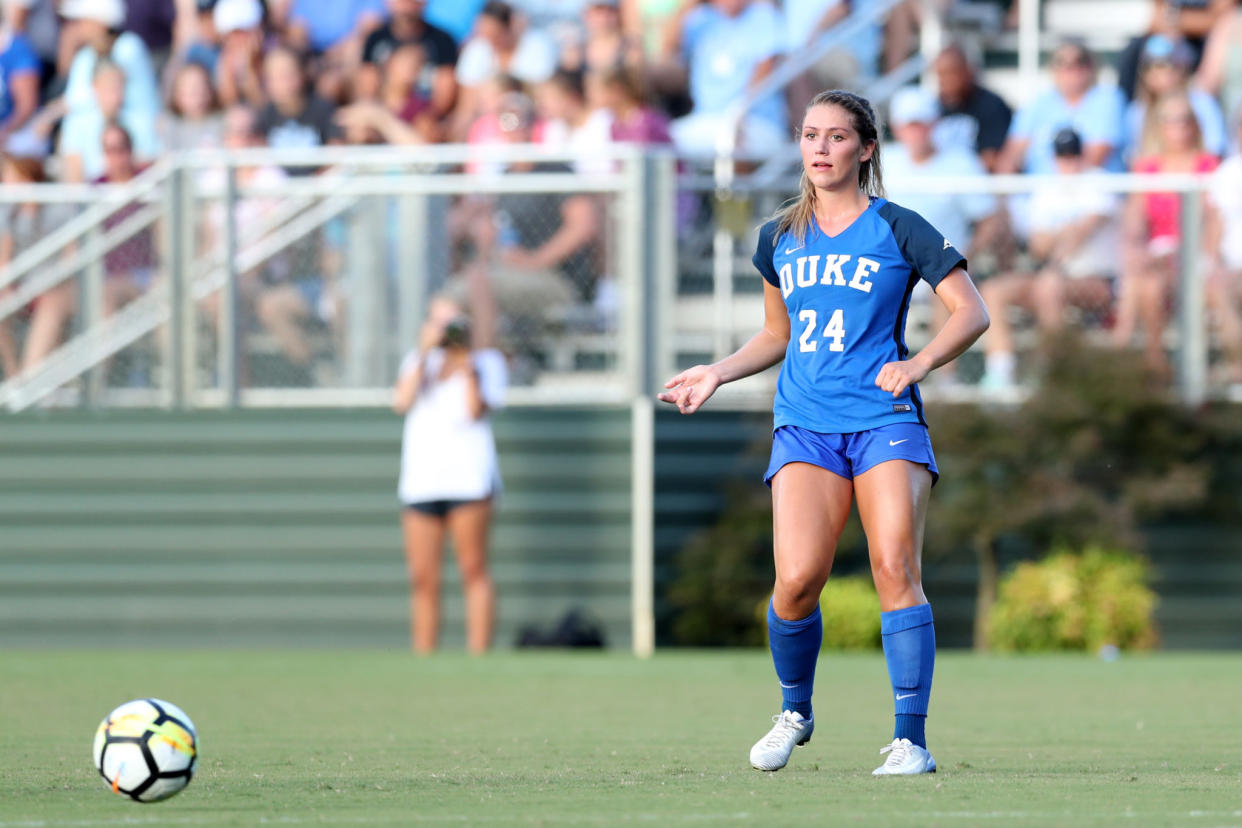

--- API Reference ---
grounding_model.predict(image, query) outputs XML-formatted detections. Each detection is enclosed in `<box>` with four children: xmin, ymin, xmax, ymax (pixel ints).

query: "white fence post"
<box><xmin>1178</xmin><ymin>191</ymin><xmax>1207</xmax><ymax>405</ymax></box>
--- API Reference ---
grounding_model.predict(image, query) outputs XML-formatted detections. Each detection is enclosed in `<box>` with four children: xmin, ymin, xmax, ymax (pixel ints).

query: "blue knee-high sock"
<box><xmin>880</xmin><ymin>603</ymin><xmax>935</xmax><ymax>749</ymax></box>
<box><xmin>767</xmin><ymin>599</ymin><xmax>822</xmax><ymax>720</ymax></box>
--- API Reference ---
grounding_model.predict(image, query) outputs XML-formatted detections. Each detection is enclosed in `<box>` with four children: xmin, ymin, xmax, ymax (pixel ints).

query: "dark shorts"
<box><xmin>404</xmin><ymin>498</ymin><xmax>486</xmax><ymax>518</ymax></box>
<box><xmin>764</xmin><ymin>423</ymin><xmax>939</xmax><ymax>487</ymax></box>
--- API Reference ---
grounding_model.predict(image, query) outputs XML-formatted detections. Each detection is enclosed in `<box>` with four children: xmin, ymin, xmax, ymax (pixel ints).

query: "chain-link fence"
<box><xmin>1</xmin><ymin>147</ymin><xmax>1236</xmax><ymax>410</ymax></box>
<box><xmin>0</xmin><ymin>162</ymin><xmax>170</xmax><ymax>409</ymax></box>
<box><xmin>675</xmin><ymin>157</ymin><xmax>1234</xmax><ymax>406</ymax></box>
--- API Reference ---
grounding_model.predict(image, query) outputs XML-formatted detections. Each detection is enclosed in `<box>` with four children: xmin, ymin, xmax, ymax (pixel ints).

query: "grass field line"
<box><xmin>4</xmin><ymin>811</ymin><xmax>1242</xmax><ymax>827</ymax></box>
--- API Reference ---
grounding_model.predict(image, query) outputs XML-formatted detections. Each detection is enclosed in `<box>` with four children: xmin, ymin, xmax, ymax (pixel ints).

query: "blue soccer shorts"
<box><xmin>764</xmin><ymin>423</ymin><xmax>939</xmax><ymax>487</ymax></box>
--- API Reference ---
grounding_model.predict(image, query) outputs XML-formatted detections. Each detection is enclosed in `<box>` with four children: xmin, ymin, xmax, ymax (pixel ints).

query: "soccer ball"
<box><xmin>92</xmin><ymin>698</ymin><xmax>198</xmax><ymax>802</ymax></box>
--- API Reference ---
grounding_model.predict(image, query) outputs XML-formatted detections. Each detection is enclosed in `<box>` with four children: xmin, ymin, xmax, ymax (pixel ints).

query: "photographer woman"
<box><xmin>392</xmin><ymin>269</ymin><xmax>507</xmax><ymax>654</ymax></box>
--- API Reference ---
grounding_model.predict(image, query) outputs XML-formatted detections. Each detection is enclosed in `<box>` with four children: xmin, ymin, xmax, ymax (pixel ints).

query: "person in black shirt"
<box><xmin>931</xmin><ymin>44</ymin><xmax>1012</xmax><ymax>173</ymax></box>
<box><xmin>356</xmin><ymin>0</ymin><xmax>458</xmax><ymax>119</ymax></box>
<box><xmin>255</xmin><ymin>45</ymin><xmax>342</xmax><ymax>174</ymax></box>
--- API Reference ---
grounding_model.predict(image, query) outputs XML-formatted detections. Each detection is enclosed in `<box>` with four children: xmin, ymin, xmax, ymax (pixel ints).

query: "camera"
<box><xmin>440</xmin><ymin>315</ymin><xmax>472</xmax><ymax>348</ymax></box>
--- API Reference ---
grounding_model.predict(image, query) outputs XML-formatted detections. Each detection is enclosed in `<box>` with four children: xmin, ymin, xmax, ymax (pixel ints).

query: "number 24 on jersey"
<box><xmin>797</xmin><ymin>308</ymin><xmax>846</xmax><ymax>353</ymax></box>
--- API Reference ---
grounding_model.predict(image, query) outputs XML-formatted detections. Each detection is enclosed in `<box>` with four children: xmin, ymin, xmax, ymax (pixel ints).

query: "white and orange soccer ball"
<box><xmin>92</xmin><ymin>699</ymin><xmax>198</xmax><ymax>802</ymax></box>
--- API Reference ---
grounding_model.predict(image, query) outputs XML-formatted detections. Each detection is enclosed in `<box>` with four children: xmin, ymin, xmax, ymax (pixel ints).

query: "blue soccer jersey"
<box><xmin>753</xmin><ymin>197</ymin><xmax>966</xmax><ymax>434</ymax></box>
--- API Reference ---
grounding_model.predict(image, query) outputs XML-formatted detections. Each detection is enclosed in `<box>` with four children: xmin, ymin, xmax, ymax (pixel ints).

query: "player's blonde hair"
<box><xmin>770</xmin><ymin>90</ymin><xmax>886</xmax><ymax>244</ymax></box>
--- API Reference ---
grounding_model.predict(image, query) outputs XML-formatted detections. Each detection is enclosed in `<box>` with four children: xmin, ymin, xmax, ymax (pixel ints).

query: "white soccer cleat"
<box><xmin>872</xmin><ymin>737</ymin><xmax>937</xmax><ymax>775</ymax></box>
<box><xmin>749</xmin><ymin>710</ymin><xmax>813</xmax><ymax>771</ymax></box>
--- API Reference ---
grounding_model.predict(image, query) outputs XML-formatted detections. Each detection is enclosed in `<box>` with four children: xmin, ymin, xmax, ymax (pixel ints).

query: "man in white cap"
<box><xmin>884</xmin><ymin>85</ymin><xmax>1006</xmax><ymax>384</ymax></box>
<box><xmin>58</xmin><ymin>0</ymin><xmax>160</xmax><ymax>180</ymax></box>
<box><xmin>885</xmin><ymin>86</ymin><xmax>1003</xmax><ymax>280</ymax></box>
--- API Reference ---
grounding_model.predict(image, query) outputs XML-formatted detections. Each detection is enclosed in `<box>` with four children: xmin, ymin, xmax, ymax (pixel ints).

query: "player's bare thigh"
<box><xmin>853</xmin><ymin>459</ymin><xmax>932</xmax><ymax>612</ymax></box>
<box><xmin>770</xmin><ymin>462</ymin><xmax>854</xmax><ymax>619</ymax></box>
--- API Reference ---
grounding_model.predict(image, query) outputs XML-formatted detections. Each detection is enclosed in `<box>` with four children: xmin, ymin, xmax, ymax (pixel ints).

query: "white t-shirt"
<box><xmin>1209</xmin><ymin>155</ymin><xmax>1242</xmax><ymax>270</ymax></box>
<box><xmin>881</xmin><ymin>143</ymin><xmax>997</xmax><ymax>254</ymax></box>
<box><xmin>1028</xmin><ymin>170</ymin><xmax>1120</xmax><ymax>278</ymax></box>
<box><xmin>398</xmin><ymin>348</ymin><xmax>508</xmax><ymax>504</ymax></box>
<box><xmin>455</xmin><ymin>29</ymin><xmax>558</xmax><ymax>86</ymax></box>
<box><xmin>537</xmin><ymin>108</ymin><xmax>615</xmax><ymax>176</ymax></box>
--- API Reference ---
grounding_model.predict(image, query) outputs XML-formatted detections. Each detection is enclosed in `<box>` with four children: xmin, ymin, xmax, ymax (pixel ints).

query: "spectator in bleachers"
<box><xmin>1116</xmin><ymin>0</ymin><xmax>1233</xmax><ymax>101</ymax></box>
<box><xmin>558</xmin><ymin>0</ymin><xmax>641</xmax><ymax>75</ymax></box>
<box><xmin>6</xmin><ymin>0</ymin><xmax>58</xmax><ymax>90</ymax></box>
<box><xmin>460</xmin><ymin>72</ymin><xmax>523</xmax><ymax>173</ymax></box>
<box><xmin>0</xmin><ymin>154</ymin><xmax>76</xmax><ymax>377</ymax></box>
<box><xmin>885</xmin><ymin>88</ymin><xmax>1001</xmax><ymax>258</ymax></box>
<box><xmin>980</xmin><ymin>128</ymin><xmax>1120</xmax><ymax>390</ymax></box>
<box><xmin>534</xmin><ymin>68</ymin><xmax>613</xmax><ymax>174</ymax></box>
<box><xmin>451</xmin><ymin>1</ymin><xmax>558</xmax><ymax>140</ymax></box>
<box><xmin>599</xmin><ymin>66</ymin><xmax>670</xmax><ymax>145</ymax></box>
<box><xmin>932</xmin><ymin>43</ymin><xmax>1012</xmax><ymax>172</ymax></box>
<box><xmin>198</xmin><ymin>105</ymin><xmax>323</xmax><ymax>373</ymax></box>
<box><xmin>58</xmin><ymin>0</ymin><xmax>161</xmax><ymax>181</ymax></box>
<box><xmin>1124</xmin><ymin>34</ymin><xmax>1226</xmax><ymax>161</ymax></box>
<box><xmin>96</xmin><ymin>123</ymin><xmax>156</xmax><ymax>317</ymax></box>
<box><xmin>0</xmin><ymin>9</ymin><xmax>42</xmax><ymax>151</ymax></box>
<box><xmin>451</xmin><ymin>93</ymin><xmax>599</xmax><ymax>332</ymax></box>
<box><xmin>336</xmin><ymin>45</ymin><xmax>440</xmax><ymax>144</ymax></box>
<box><xmin>287</xmin><ymin>0</ymin><xmax>387</xmax><ymax>105</ymax></box>
<box><xmin>1194</xmin><ymin>2</ymin><xmax>1242</xmax><ymax>134</ymax></box>
<box><xmin>884</xmin><ymin>86</ymin><xmax>1005</xmax><ymax>385</ymax></box>
<box><xmin>255</xmin><ymin>45</ymin><xmax>342</xmax><ymax>171</ymax></box>
<box><xmin>1205</xmin><ymin>107</ymin><xmax>1242</xmax><ymax>384</ymax></box>
<box><xmin>212</xmin><ymin>0</ymin><xmax>267</xmax><ymax>109</ymax></box>
<box><xmin>59</xmin><ymin>58</ymin><xmax>160</xmax><ymax>182</ymax></box>
<box><xmin>665</xmin><ymin>0</ymin><xmax>787</xmax><ymax>158</ymax></box>
<box><xmin>997</xmin><ymin>40</ymin><xmax>1126</xmax><ymax>176</ymax></box>
<box><xmin>158</xmin><ymin>61</ymin><xmax>223</xmax><ymax>151</ymax></box>
<box><xmin>784</xmin><ymin>0</ymin><xmax>880</xmax><ymax>115</ymax></box>
<box><xmin>358</xmin><ymin>0</ymin><xmax>458</xmax><ymax>121</ymax></box>
<box><xmin>1117</xmin><ymin>92</ymin><xmax>1219</xmax><ymax>378</ymax></box>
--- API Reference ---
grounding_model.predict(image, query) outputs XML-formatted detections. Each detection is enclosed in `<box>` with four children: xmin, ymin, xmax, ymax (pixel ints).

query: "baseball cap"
<box><xmin>1052</xmin><ymin>126</ymin><xmax>1082</xmax><ymax>157</ymax></box>
<box><xmin>889</xmin><ymin>87</ymin><xmax>939</xmax><ymax>127</ymax></box>
<box><xmin>213</xmin><ymin>0</ymin><xmax>263</xmax><ymax>34</ymax></box>
<box><xmin>60</xmin><ymin>0</ymin><xmax>126</xmax><ymax>28</ymax></box>
<box><xmin>1142</xmin><ymin>34</ymin><xmax>1192</xmax><ymax>67</ymax></box>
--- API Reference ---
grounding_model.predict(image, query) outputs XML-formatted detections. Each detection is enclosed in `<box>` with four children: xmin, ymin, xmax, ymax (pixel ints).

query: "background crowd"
<box><xmin>0</xmin><ymin>0</ymin><xmax>1241</xmax><ymax>390</ymax></box>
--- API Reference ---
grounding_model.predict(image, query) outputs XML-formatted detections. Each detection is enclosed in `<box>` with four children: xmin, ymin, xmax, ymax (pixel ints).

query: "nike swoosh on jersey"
<box><xmin>889</xmin><ymin>439</ymin><xmax>909</xmax><ymax>446</ymax></box>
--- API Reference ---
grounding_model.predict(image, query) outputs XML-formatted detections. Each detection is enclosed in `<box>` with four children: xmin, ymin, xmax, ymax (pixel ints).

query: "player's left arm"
<box><xmin>875</xmin><ymin>269</ymin><xmax>990</xmax><ymax>396</ymax></box>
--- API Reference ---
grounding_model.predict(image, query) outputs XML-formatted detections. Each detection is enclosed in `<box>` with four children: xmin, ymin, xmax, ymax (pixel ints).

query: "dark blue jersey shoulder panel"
<box><xmin>753</xmin><ymin>219</ymin><xmax>782</xmax><ymax>287</ymax></box>
<box><xmin>876</xmin><ymin>200</ymin><xmax>966</xmax><ymax>289</ymax></box>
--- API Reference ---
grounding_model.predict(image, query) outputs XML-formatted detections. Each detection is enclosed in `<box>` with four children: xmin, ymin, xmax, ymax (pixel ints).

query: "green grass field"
<box><xmin>2</xmin><ymin>651</ymin><xmax>1240</xmax><ymax>827</ymax></box>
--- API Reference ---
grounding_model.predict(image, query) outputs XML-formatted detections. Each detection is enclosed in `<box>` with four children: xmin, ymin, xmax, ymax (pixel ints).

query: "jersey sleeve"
<box><xmin>878</xmin><ymin>201</ymin><xmax>967</xmax><ymax>289</ymax></box>
<box><xmin>752</xmin><ymin>220</ymin><xmax>781</xmax><ymax>287</ymax></box>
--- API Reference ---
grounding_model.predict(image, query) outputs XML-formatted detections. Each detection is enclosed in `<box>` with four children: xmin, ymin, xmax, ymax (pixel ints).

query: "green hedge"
<box><xmin>988</xmin><ymin>547</ymin><xmax>1158</xmax><ymax>652</ymax></box>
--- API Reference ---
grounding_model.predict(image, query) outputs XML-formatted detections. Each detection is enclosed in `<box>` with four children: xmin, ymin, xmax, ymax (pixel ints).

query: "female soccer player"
<box><xmin>659</xmin><ymin>90</ymin><xmax>989</xmax><ymax>775</ymax></box>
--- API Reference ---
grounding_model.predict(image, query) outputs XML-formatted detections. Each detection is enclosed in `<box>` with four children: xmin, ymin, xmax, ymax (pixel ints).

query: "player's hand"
<box><xmin>658</xmin><ymin>365</ymin><xmax>721</xmax><ymax>414</ymax></box>
<box><xmin>875</xmin><ymin>358</ymin><xmax>930</xmax><ymax>397</ymax></box>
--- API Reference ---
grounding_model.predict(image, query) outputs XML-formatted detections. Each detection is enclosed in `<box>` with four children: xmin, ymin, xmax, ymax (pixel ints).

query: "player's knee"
<box><xmin>774</xmin><ymin>569</ymin><xmax>828</xmax><ymax>610</ymax></box>
<box><xmin>870</xmin><ymin>557</ymin><xmax>918</xmax><ymax>592</ymax></box>
<box><xmin>457</xmin><ymin>559</ymin><xmax>490</xmax><ymax>586</ymax></box>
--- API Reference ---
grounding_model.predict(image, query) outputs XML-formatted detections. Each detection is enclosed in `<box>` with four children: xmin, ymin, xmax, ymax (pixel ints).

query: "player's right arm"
<box><xmin>658</xmin><ymin>280</ymin><xmax>789</xmax><ymax>415</ymax></box>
